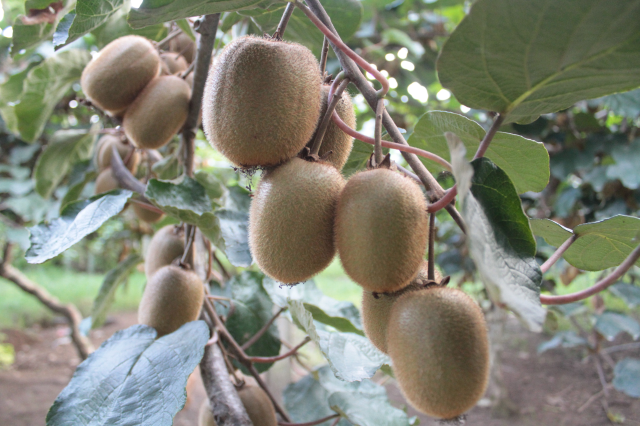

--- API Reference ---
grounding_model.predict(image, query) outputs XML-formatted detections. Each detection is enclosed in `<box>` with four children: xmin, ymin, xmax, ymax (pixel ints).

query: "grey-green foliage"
<box><xmin>613</xmin><ymin>358</ymin><xmax>640</xmax><ymax>398</ymax></box>
<box><xmin>55</xmin><ymin>0</ymin><xmax>126</xmax><ymax>48</ymax></box>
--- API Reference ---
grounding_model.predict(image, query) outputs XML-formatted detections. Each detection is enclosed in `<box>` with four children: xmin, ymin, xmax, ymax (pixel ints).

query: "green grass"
<box><xmin>0</xmin><ymin>265</ymin><xmax>146</xmax><ymax>329</ymax></box>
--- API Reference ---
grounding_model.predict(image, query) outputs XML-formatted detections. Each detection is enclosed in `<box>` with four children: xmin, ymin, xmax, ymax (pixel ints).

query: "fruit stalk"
<box><xmin>319</xmin><ymin>36</ymin><xmax>329</xmax><ymax>75</ymax></box>
<box><xmin>473</xmin><ymin>114</ymin><xmax>505</xmax><ymax>160</ymax></box>
<box><xmin>540</xmin><ymin>234</ymin><xmax>578</xmax><ymax>274</ymax></box>
<box><xmin>273</xmin><ymin>2</ymin><xmax>295</xmax><ymax>39</ymax></box>
<box><xmin>109</xmin><ymin>145</ymin><xmax>146</xmax><ymax>193</ymax></box>
<box><xmin>309</xmin><ymin>75</ymin><xmax>350</xmax><ymax>157</ymax></box>
<box><xmin>374</xmin><ymin>98</ymin><xmax>385</xmax><ymax>165</ymax></box>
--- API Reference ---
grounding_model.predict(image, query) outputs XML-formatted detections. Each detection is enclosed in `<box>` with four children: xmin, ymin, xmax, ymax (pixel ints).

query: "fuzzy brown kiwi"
<box><xmin>123</xmin><ymin>75</ymin><xmax>191</xmax><ymax>149</ymax></box>
<box><xmin>387</xmin><ymin>287</ymin><xmax>489</xmax><ymax>419</ymax></box>
<box><xmin>80</xmin><ymin>35</ymin><xmax>160</xmax><ymax>114</ymax></box>
<box><xmin>198</xmin><ymin>400</ymin><xmax>217</xmax><ymax>426</ymax></box>
<box><xmin>132</xmin><ymin>203</ymin><xmax>164</xmax><ymax>223</ymax></box>
<box><xmin>145</xmin><ymin>225</ymin><xmax>185</xmax><ymax>278</ymax></box>
<box><xmin>203</xmin><ymin>36</ymin><xmax>322</xmax><ymax>167</ymax></box>
<box><xmin>335</xmin><ymin>169</ymin><xmax>429</xmax><ymax>293</ymax></box>
<box><xmin>94</xmin><ymin>168</ymin><xmax>120</xmax><ymax>194</ymax></box>
<box><xmin>362</xmin><ymin>261</ymin><xmax>441</xmax><ymax>353</ymax></box>
<box><xmin>249</xmin><ymin>158</ymin><xmax>344</xmax><ymax>283</ymax></box>
<box><xmin>160</xmin><ymin>52</ymin><xmax>188</xmax><ymax>75</ymax></box>
<box><xmin>96</xmin><ymin>135</ymin><xmax>140</xmax><ymax>173</ymax></box>
<box><xmin>169</xmin><ymin>32</ymin><xmax>196</xmax><ymax>63</ymax></box>
<box><xmin>198</xmin><ymin>386</ymin><xmax>277</xmax><ymax>426</ymax></box>
<box><xmin>305</xmin><ymin>85</ymin><xmax>356</xmax><ymax>170</ymax></box>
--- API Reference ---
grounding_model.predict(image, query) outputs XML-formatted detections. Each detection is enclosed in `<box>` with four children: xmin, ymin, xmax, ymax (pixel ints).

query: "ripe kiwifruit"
<box><xmin>132</xmin><ymin>203</ymin><xmax>164</xmax><ymax>223</ymax></box>
<box><xmin>249</xmin><ymin>158</ymin><xmax>344</xmax><ymax>283</ymax></box>
<box><xmin>96</xmin><ymin>135</ymin><xmax>140</xmax><ymax>173</ymax></box>
<box><xmin>198</xmin><ymin>386</ymin><xmax>277</xmax><ymax>426</ymax></box>
<box><xmin>160</xmin><ymin>52</ymin><xmax>188</xmax><ymax>75</ymax></box>
<box><xmin>145</xmin><ymin>225</ymin><xmax>185</xmax><ymax>278</ymax></box>
<box><xmin>305</xmin><ymin>85</ymin><xmax>356</xmax><ymax>170</ymax></box>
<box><xmin>387</xmin><ymin>287</ymin><xmax>489</xmax><ymax>419</ymax></box>
<box><xmin>203</xmin><ymin>36</ymin><xmax>322</xmax><ymax>167</ymax></box>
<box><xmin>80</xmin><ymin>35</ymin><xmax>160</xmax><ymax>114</ymax></box>
<box><xmin>94</xmin><ymin>168</ymin><xmax>119</xmax><ymax>194</ymax></box>
<box><xmin>169</xmin><ymin>32</ymin><xmax>196</xmax><ymax>63</ymax></box>
<box><xmin>362</xmin><ymin>261</ymin><xmax>441</xmax><ymax>353</ymax></box>
<box><xmin>335</xmin><ymin>169</ymin><xmax>429</xmax><ymax>293</ymax></box>
<box><xmin>138</xmin><ymin>264</ymin><xmax>204</xmax><ymax>337</ymax></box>
<box><xmin>123</xmin><ymin>75</ymin><xmax>191</xmax><ymax>149</ymax></box>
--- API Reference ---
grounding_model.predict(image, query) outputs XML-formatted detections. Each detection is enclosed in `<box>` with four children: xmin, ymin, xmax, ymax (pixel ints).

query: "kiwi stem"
<box><xmin>540</xmin><ymin>234</ymin><xmax>578</xmax><ymax>274</ymax></box>
<box><xmin>109</xmin><ymin>145</ymin><xmax>147</xmax><ymax>193</ymax></box>
<box><xmin>212</xmin><ymin>249</ymin><xmax>232</xmax><ymax>280</ymax></box>
<box><xmin>156</xmin><ymin>29</ymin><xmax>183</xmax><ymax>49</ymax></box>
<box><xmin>473</xmin><ymin>114</ymin><xmax>505</xmax><ymax>160</ymax></box>
<box><xmin>309</xmin><ymin>75</ymin><xmax>350</xmax><ymax>158</ymax></box>
<box><xmin>427</xmin><ymin>185</ymin><xmax>457</xmax><ymax>213</ymax></box>
<box><xmin>179</xmin><ymin>61</ymin><xmax>195</xmax><ymax>79</ymax></box>
<box><xmin>247</xmin><ymin>336</ymin><xmax>311</xmax><ymax>363</ymax></box>
<box><xmin>428</xmin><ymin>213</ymin><xmax>436</xmax><ymax>281</ymax></box>
<box><xmin>319</xmin><ymin>36</ymin><xmax>330</xmax><ymax>76</ymax></box>
<box><xmin>241</xmin><ymin>307</ymin><xmax>287</xmax><ymax>350</ymax></box>
<box><xmin>374</xmin><ymin>98</ymin><xmax>385</xmax><ymax>165</ymax></box>
<box><xmin>277</xmin><ymin>413</ymin><xmax>340</xmax><ymax>426</ymax></box>
<box><xmin>540</xmin><ymin>242</ymin><xmax>640</xmax><ymax>305</ymax></box>
<box><xmin>273</xmin><ymin>2</ymin><xmax>295</xmax><ymax>39</ymax></box>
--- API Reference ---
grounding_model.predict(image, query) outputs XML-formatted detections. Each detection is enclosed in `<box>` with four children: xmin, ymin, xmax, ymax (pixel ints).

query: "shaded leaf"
<box><xmin>46</xmin><ymin>322</ymin><xmax>209</xmax><ymax>426</ymax></box>
<box><xmin>60</xmin><ymin>160</ymin><xmax>97</xmax><ymax>210</ymax></box>
<box><xmin>607</xmin><ymin>139</ymin><xmax>640</xmax><ymax>190</ymax></box>
<box><xmin>55</xmin><ymin>0</ymin><xmax>126</xmax><ymax>48</ymax></box>
<box><xmin>283</xmin><ymin>373</ymin><xmax>348</xmax><ymax>426</ymax></box>
<box><xmin>548</xmin><ymin>302</ymin><xmax>588</xmax><ymax>318</ymax></box>
<box><xmin>11</xmin><ymin>0</ymin><xmax>75</xmax><ymax>55</ymax></box>
<box><xmin>537</xmin><ymin>331</ymin><xmax>588</xmax><ymax>354</ymax></box>
<box><xmin>594</xmin><ymin>312</ymin><xmax>640</xmax><ymax>341</ymax></box>
<box><xmin>609</xmin><ymin>283</ymin><xmax>640</xmax><ymax>308</ymax></box>
<box><xmin>214</xmin><ymin>209</ymin><xmax>252</xmax><ymax>267</ymax></box>
<box><xmin>151</xmin><ymin>154</ymin><xmax>181</xmax><ymax>180</ymax></box>
<box><xmin>598</xmin><ymin>88</ymin><xmax>640</xmax><ymax>118</ymax></box>
<box><xmin>613</xmin><ymin>358</ymin><xmax>640</xmax><ymax>398</ymax></box>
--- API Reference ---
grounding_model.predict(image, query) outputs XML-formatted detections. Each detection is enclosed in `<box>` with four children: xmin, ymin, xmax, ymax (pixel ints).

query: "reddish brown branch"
<box><xmin>273</xmin><ymin>3</ymin><xmax>295</xmax><ymax>39</ymax></box>
<box><xmin>540</xmin><ymin>234</ymin><xmax>578</xmax><ymax>273</ymax></box>
<box><xmin>248</xmin><ymin>337</ymin><xmax>311</xmax><ymax>363</ymax></box>
<box><xmin>241</xmin><ymin>307</ymin><xmax>286</xmax><ymax>350</ymax></box>
<box><xmin>473</xmin><ymin>114</ymin><xmax>505</xmax><ymax>160</ymax></box>
<box><xmin>309</xmin><ymin>75</ymin><xmax>350</xmax><ymax>157</ymax></box>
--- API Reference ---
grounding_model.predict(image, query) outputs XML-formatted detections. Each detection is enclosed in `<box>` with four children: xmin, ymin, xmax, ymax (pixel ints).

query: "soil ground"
<box><xmin>1</xmin><ymin>312</ymin><xmax>639</xmax><ymax>426</ymax></box>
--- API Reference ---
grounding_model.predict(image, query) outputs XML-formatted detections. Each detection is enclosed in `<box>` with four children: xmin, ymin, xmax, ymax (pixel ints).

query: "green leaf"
<box><xmin>151</xmin><ymin>153</ymin><xmax>181</xmax><ymax>180</ymax></box>
<box><xmin>128</xmin><ymin>0</ymin><xmax>264</xmax><ymax>29</ymax></box>
<box><xmin>55</xmin><ymin>0</ymin><xmax>126</xmax><ymax>48</ymax></box>
<box><xmin>60</xmin><ymin>160</ymin><xmax>97</xmax><ymax>210</ymax></box>
<box><xmin>449</xmin><ymin>136</ymin><xmax>544</xmax><ymax>330</ymax></box>
<box><xmin>408</xmin><ymin>111</ymin><xmax>549</xmax><ymax>193</ymax></box>
<box><xmin>0</xmin><ymin>66</ymin><xmax>34</xmax><ymax>135</ymax></box>
<box><xmin>214</xmin><ymin>209</ymin><xmax>252</xmax><ymax>267</ymax></box>
<box><xmin>283</xmin><ymin>373</ymin><xmax>347</xmax><ymax>426</ymax></box>
<box><xmin>437</xmin><ymin>0</ymin><xmax>640</xmax><ymax>124</ymax></box>
<box><xmin>91</xmin><ymin>4</ymin><xmax>168</xmax><ymax>46</ymax></box>
<box><xmin>609</xmin><ymin>283</ymin><xmax>640</xmax><ymax>308</ymax></box>
<box><xmin>7</xmin><ymin>49</ymin><xmax>92</xmax><ymax>143</ymax></box>
<box><xmin>613</xmin><ymin>358</ymin><xmax>640</xmax><ymax>398</ymax></box>
<box><xmin>46</xmin><ymin>322</ymin><xmax>209</xmax><ymax>426</ymax></box>
<box><xmin>11</xmin><ymin>0</ymin><xmax>76</xmax><ymax>55</ymax></box>
<box><xmin>537</xmin><ymin>331</ymin><xmax>587</xmax><ymax>354</ymax></box>
<box><xmin>90</xmin><ymin>254</ymin><xmax>143</xmax><ymax>329</ymax></box>
<box><xmin>594</xmin><ymin>312</ymin><xmax>640</xmax><ymax>341</ymax></box>
<box><xmin>194</xmin><ymin>170</ymin><xmax>224</xmax><ymax>200</ymax></box>
<box><xmin>342</xmin><ymin>140</ymin><xmax>374</xmax><ymax>178</ymax></box>
<box><xmin>26</xmin><ymin>189</ymin><xmax>133</xmax><ymax>264</ymax></box>
<box><xmin>599</xmin><ymin>89</ymin><xmax>640</xmax><ymax>118</ymax></box>
<box><xmin>607</xmin><ymin>139</ymin><xmax>640</xmax><ymax>190</ymax></box>
<box><xmin>175</xmin><ymin>19</ymin><xmax>196</xmax><ymax>40</ymax></box>
<box><xmin>530</xmin><ymin>218</ymin><xmax>574</xmax><ymax>248</ymax></box>
<box><xmin>288</xmin><ymin>300</ymin><xmax>389</xmax><ymax>382</ymax></box>
<box><xmin>34</xmin><ymin>126</ymin><xmax>99</xmax><ymax>198</ymax></box>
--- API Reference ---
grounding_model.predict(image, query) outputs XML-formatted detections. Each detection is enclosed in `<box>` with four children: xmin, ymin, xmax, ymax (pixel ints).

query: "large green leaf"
<box><xmin>34</xmin><ymin>126</ymin><xmax>98</xmax><ymax>198</ymax></box>
<box><xmin>6</xmin><ymin>49</ymin><xmax>91</xmax><ymax>143</ymax></box>
<box><xmin>11</xmin><ymin>0</ymin><xmax>76</xmax><ymax>54</ymax></box>
<box><xmin>449</xmin><ymin>136</ymin><xmax>544</xmax><ymax>330</ymax></box>
<box><xmin>46</xmin><ymin>322</ymin><xmax>209</xmax><ymax>426</ymax></box>
<box><xmin>26</xmin><ymin>190</ymin><xmax>133</xmax><ymax>264</ymax></box>
<box><xmin>613</xmin><ymin>358</ymin><xmax>640</xmax><ymax>398</ymax></box>
<box><xmin>530</xmin><ymin>218</ymin><xmax>574</xmax><ymax>248</ymax></box>
<box><xmin>128</xmin><ymin>0</ymin><xmax>264</xmax><ymax>28</ymax></box>
<box><xmin>55</xmin><ymin>0</ymin><xmax>126</xmax><ymax>48</ymax></box>
<box><xmin>408</xmin><ymin>111</ymin><xmax>549</xmax><ymax>193</ymax></box>
<box><xmin>437</xmin><ymin>0</ymin><xmax>640</xmax><ymax>124</ymax></box>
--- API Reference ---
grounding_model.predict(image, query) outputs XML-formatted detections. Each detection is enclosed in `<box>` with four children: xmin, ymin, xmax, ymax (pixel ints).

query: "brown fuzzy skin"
<box><xmin>132</xmin><ymin>203</ymin><xmax>164</xmax><ymax>223</ymax></box>
<box><xmin>94</xmin><ymin>168</ymin><xmax>119</xmax><ymax>194</ymax></box>
<box><xmin>362</xmin><ymin>261</ymin><xmax>441</xmax><ymax>353</ymax></box>
<box><xmin>169</xmin><ymin>33</ymin><xmax>196</xmax><ymax>63</ymax></box>
<box><xmin>203</xmin><ymin>36</ymin><xmax>322</xmax><ymax>167</ymax></box>
<box><xmin>335</xmin><ymin>169</ymin><xmax>429</xmax><ymax>293</ymax></box>
<box><xmin>81</xmin><ymin>35</ymin><xmax>160</xmax><ymax>113</ymax></box>
<box><xmin>198</xmin><ymin>386</ymin><xmax>277</xmax><ymax>426</ymax></box>
<box><xmin>198</xmin><ymin>400</ymin><xmax>217</xmax><ymax>426</ymax></box>
<box><xmin>96</xmin><ymin>135</ymin><xmax>140</xmax><ymax>173</ymax></box>
<box><xmin>145</xmin><ymin>225</ymin><xmax>185</xmax><ymax>278</ymax></box>
<box><xmin>387</xmin><ymin>287</ymin><xmax>490</xmax><ymax>419</ymax></box>
<box><xmin>138</xmin><ymin>264</ymin><xmax>204</xmax><ymax>337</ymax></box>
<box><xmin>306</xmin><ymin>85</ymin><xmax>356</xmax><ymax>170</ymax></box>
<box><xmin>160</xmin><ymin>52</ymin><xmax>188</xmax><ymax>75</ymax></box>
<box><xmin>123</xmin><ymin>75</ymin><xmax>191</xmax><ymax>149</ymax></box>
<box><xmin>249</xmin><ymin>158</ymin><xmax>344</xmax><ymax>283</ymax></box>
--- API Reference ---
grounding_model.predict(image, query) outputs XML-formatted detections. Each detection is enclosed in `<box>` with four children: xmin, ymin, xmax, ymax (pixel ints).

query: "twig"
<box><xmin>110</xmin><ymin>145</ymin><xmax>147</xmax><ymax>194</ymax></box>
<box><xmin>472</xmin><ymin>114</ymin><xmax>504</xmax><ymax>160</ymax></box>
<box><xmin>180</xmin><ymin>61</ymin><xmax>195</xmax><ymax>79</ymax></box>
<box><xmin>428</xmin><ymin>213</ymin><xmax>436</xmax><ymax>281</ymax></box>
<box><xmin>319</xmin><ymin>36</ymin><xmax>329</xmax><ymax>76</ymax></box>
<box><xmin>427</xmin><ymin>186</ymin><xmax>457</xmax><ymax>213</ymax></box>
<box><xmin>156</xmin><ymin>29</ymin><xmax>183</xmax><ymax>49</ymax></box>
<box><xmin>578</xmin><ymin>389</ymin><xmax>605</xmax><ymax>413</ymax></box>
<box><xmin>278</xmin><ymin>414</ymin><xmax>340</xmax><ymax>426</ymax></box>
<box><xmin>593</xmin><ymin>355</ymin><xmax>609</xmax><ymax>398</ymax></box>
<box><xmin>213</xmin><ymin>250</ymin><xmax>232</xmax><ymax>280</ymax></box>
<box><xmin>541</xmin><ymin>243</ymin><xmax>640</xmax><ymax>305</ymax></box>
<box><xmin>248</xmin><ymin>337</ymin><xmax>311</xmax><ymax>363</ymax></box>
<box><xmin>540</xmin><ymin>235</ymin><xmax>578</xmax><ymax>273</ymax></box>
<box><xmin>602</xmin><ymin>342</ymin><xmax>640</xmax><ymax>354</ymax></box>
<box><xmin>330</xmin><ymin>418</ymin><xmax>340</xmax><ymax>426</ymax></box>
<box><xmin>309</xmin><ymin>75</ymin><xmax>350</xmax><ymax>157</ymax></box>
<box><xmin>241</xmin><ymin>307</ymin><xmax>287</xmax><ymax>350</ymax></box>
<box><xmin>180</xmin><ymin>225</ymin><xmax>196</xmax><ymax>266</ymax></box>
<box><xmin>374</xmin><ymin>98</ymin><xmax>385</xmax><ymax>165</ymax></box>
<box><xmin>272</xmin><ymin>3</ymin><xmax>295</xmax><ymax>39</ymax></box>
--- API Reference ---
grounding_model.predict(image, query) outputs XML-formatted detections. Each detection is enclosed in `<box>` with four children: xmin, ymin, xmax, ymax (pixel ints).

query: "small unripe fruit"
<box><xmin>335</xmin><ymin>169</ymin><xmax>429</xmax><ymax>293</ymax></box>
<box><xmin>145</xmin><ymin>225</ymin><xmax>185</xmax><ymax>278</ymax></box>
<box><xmin>160</xmin><ymin>52</ymin><xmax>188</xmax><ymax>75</ymax></box>
<box><xmin>123</xmin><ymin>75</ymin><xmax>191</xmax><ymax>149</ymax></box>
<box><xmin>362</xmin><ymin>261</ymin><xmax>441</xmax><ymax>353</ymax></box>
<box><xmin>198</xmin><ymin>386</ymin><xmax>277</xmax><ymax>426</ymax></box>
<box><xmin>96</xmin><ymin>135</ymin><xmax>140</xmax><ymax>173</ymax></box>
<box><xmin>306</xmin><ymin>85</ymin><xmax>356</xmax><ymax>170</ymax></box>
<box><xmin>94</xmin><ymin>168</ymin><xmax>119</xmax><ymax>194</ymax></box>
<box><xmin>81</xmin><ymin>35</ymin><xmax>160</xmax><ymax>114</ymax></box>
<box><xmin>249</xmin><ymin>158</ymin><xmax>345</xmax><ymax>283</ymax></box>
<box><xmin>169</xmin><ymin>33</ymin><xmax>196</xmax><ymax>63</ymax></box>
<box><xmin>138</xmin><ymin>264</ymin><xmax>204</xmax><ymax>337</ymax></box>
<box><xmin>388</xmin><ymin>287</ymin><xmax>490</xmax><ymax>419</ymax></box>
<box><xmin>132</xmin><ymin>203</ymin><xmax>164</xmax><ymax>223</ymax></box>
<box><xmin>203</xmin><ymin>36</ymin><xmax>322</xmax><ymax>167</ymax></box>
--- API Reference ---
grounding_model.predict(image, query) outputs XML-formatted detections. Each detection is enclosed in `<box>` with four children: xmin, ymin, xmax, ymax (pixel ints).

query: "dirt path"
<box><xmin>1</xmin><ymin>312</ymin><xmax>639</xmax><ymax>426</ymax></box>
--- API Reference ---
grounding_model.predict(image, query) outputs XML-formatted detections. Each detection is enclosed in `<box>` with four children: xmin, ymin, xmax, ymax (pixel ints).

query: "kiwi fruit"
<box><xmin>362</xmin><ymin>261</ymin><xmax>441</xmax><ymax>353</ymax></box>
<box><xmin>249</xmin><ymin>158</ymin><xmax>345</xmax><ymax>283</ymax></box>
<box><xmin>123</xmin><ymin>75</ymin><xmax>191</xmax><ymax>149</ymax></box>
<box><xmin>387</xmin><ymin>287</ymin><xmax>490</xmax><ymax>419</ymax></box>
<box><xmin>198</xmin><ymin>386</ymin><xmax>277</xmax><ymax>426</ymax></box>
<box><xmin>145</xmin><ymin>225</ymin><xmax>185</xmax><ymax>278</ymax></box>
<box><xmin>305</xmin><ymin>85</ymin><xmax>356</xmax><ymax>170</ymax></box>
<box><xmin>94</xmin><ymin>168</ymin><xmax>119</xmax><ymax>194</ymax></box>
<box><xmin>160</xmin><ymin>52</ymin><xmax>188</xmax><ymax>75</ymax></box>
<box><xmin>138</xmin><ymin>264</ymin><xmax>204</xmax><ymax>337</ymax></box>
<box><xmin>96</xmin><ymin>135</ymin><xmax>140</xmax><ymax>173</ymax></box>
<box><xmin>81</xmin><ymin>35</ymin><xmax>160</xmax><ymax>114</ymax></box>
<box><xmin>335</xmin><ymin>169</ymin><xmax>429</xmax><ymax>293</ymax></box>
<box><xmin>203</xmin><ymin>36</ymin><xmax>322</xmax><ymax>167</ymax></box>
<box><xmin>132</xmin><ymin>203</ymin><xmax>164</xmax><ymax>223</ymax></box>
<box><xmin>169</xmin><ymin>32</ymin><xmax>196</xmax><ymax>63</ymax></box>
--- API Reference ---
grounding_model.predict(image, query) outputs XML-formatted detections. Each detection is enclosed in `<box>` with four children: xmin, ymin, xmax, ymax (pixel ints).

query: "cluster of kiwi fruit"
<box><xmin>202</xmin><ymin>35</ymin><xmax>489</xmax><ymax>420</ymax></box>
